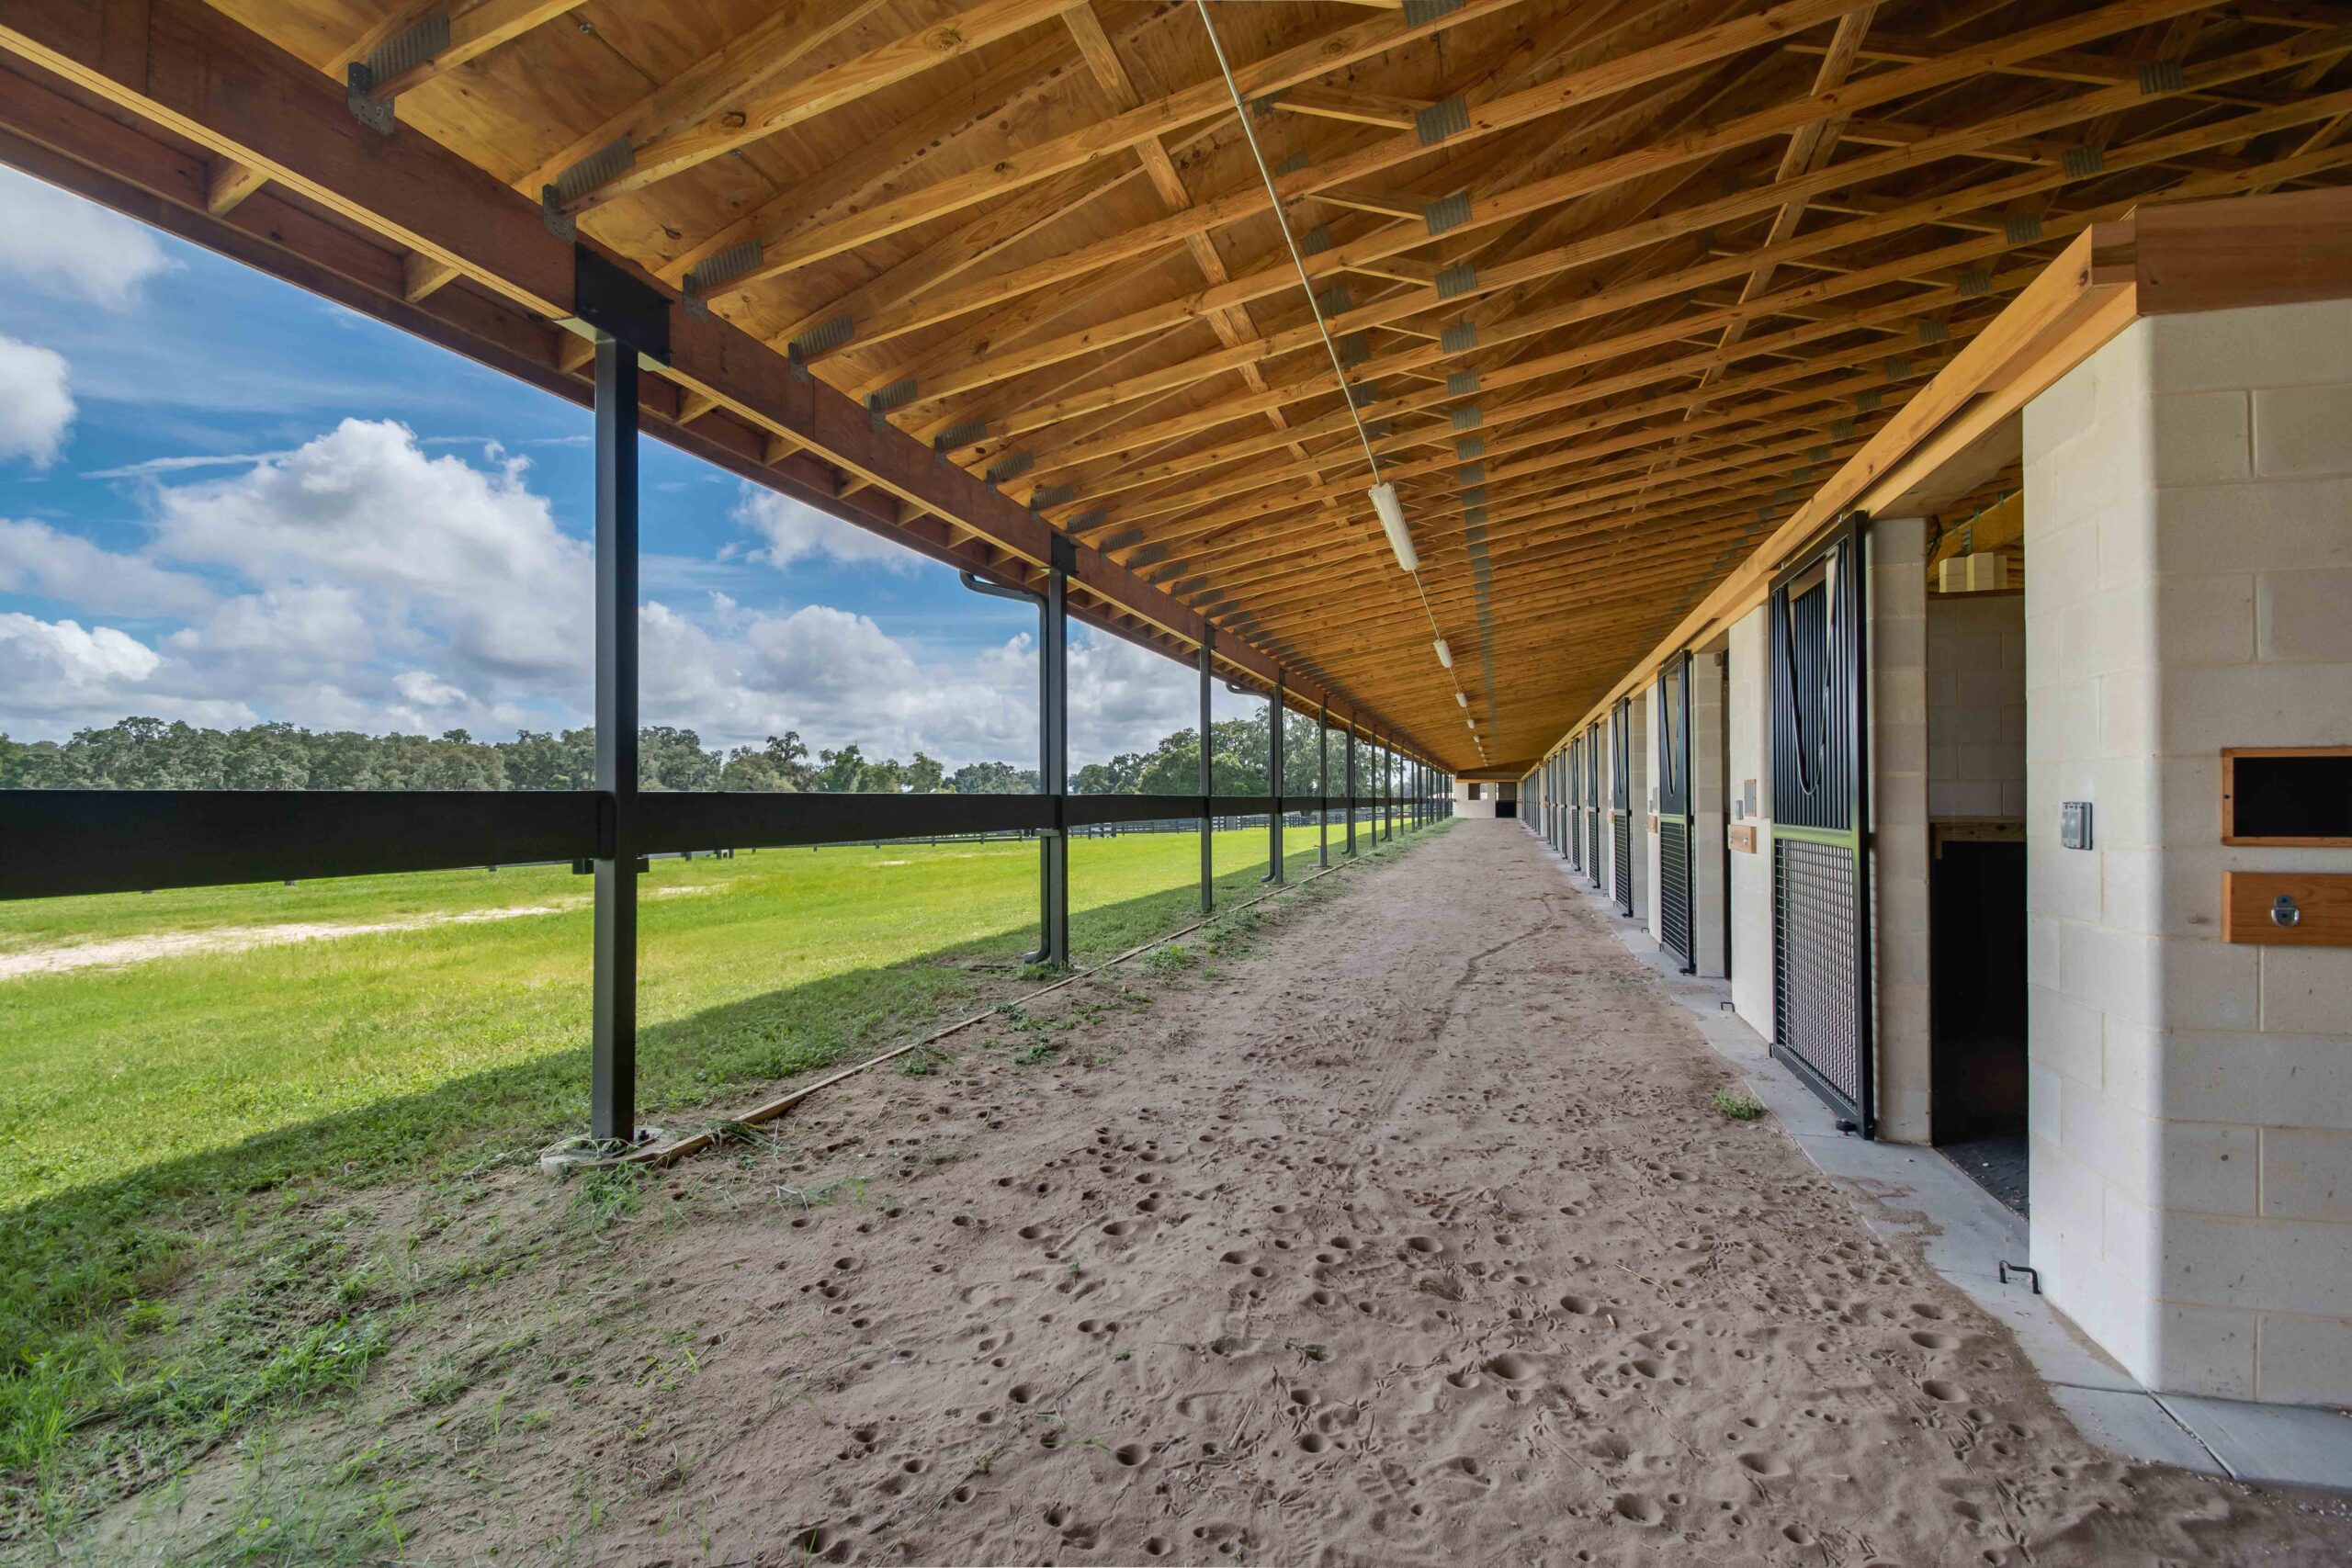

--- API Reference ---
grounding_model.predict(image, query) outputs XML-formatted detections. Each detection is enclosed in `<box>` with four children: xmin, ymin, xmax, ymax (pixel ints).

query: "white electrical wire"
<box><xmin>1192</xmin><ymin>0</ymin><xmax>1475</xmax><ymax>742</ymax></box>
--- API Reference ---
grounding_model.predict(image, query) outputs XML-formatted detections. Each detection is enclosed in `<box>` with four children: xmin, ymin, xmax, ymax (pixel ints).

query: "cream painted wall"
<box><xmin>1692</xmin><ymin>650</ymin><xmax>1730</xmax><ymax>979</ymax></box>
<box><xmin>1728</xmin><ymin>604</ymin><xmax>1776</xmax><ymax>1039</ymax></box>
<box><xmin>1645</xmin><ymin>677</ymin><xmax>1665</xmax><ymax>944</ymax></box>
<box><xmin>1928</xmin><ymin>595</ymin><xmax>2029</xmax><ymax>818</ymax></box>
<box><xmin>2025</xmin><ymin>297</ymin><xmax>2352</xmax><ymax>1405</ymax></box>
<box><xmin>1873</xmin><ymin>518</ymin><xmax>1934</xmax><ymax>1145</ymax></box>
<box><xmin>1453</xmin><ymin>779</ymin><xmax>1498</xmax><ymax>819</ymax></box>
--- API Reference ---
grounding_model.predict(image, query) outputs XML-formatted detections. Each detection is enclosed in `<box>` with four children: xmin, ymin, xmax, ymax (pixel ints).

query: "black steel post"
<box><xmin>1317</xmin><ymin>700</ymin><xmax>1329</xmax><ymax>868</ymax></box>
<box><xmin>959</xmin><ymin>570</ymin><xmax>1049</xmax><ymax>963</ymax></box>
<box><xmin>1345</xmin><ymin>719</ymin><xmax>1357</xmax><ymax>855</ymax></box>
<box><xmin>1265</xmin><ymin>670</ymin><xmax>1284</xmax><ymax>884</ymax></box>
<box><xmin>590</xmin><ymin>333</ymin><xmax>639</xmax><ymax>1146</ymax></box>
<box><xmin>1043</xmin><ymin>536</ymin><xmax>1072</xmax><ymax>967</ymax></box>
<box><xmin>1198</xmin><ymin>626</ymin><xmax>1214</xmax><ymax>913</ymax></box>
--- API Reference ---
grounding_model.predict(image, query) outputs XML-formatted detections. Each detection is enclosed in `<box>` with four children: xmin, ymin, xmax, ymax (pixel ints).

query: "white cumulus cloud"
<box><xmin>731</xmin><ymin>485</ymin><xmax>919</xmax><ymax>573</ymax></box>
<box><xmin>3</xmin><ymin>418</ymin><xmax>1230</xmax><ymax>766</ymax></box>
<box><xmin>0</xmin><ymin>164</ymin><xmax>175</xmax><ymax>310</ymax></box>
<box><xmin>0</xmin><ymin>518</ymin><xmax>214</xmax><ymax>615</ymax></box>
<box><xmin>0</xmin><ymin>335</ymin><xmax>74</xmax><ymax>468</ymax></box>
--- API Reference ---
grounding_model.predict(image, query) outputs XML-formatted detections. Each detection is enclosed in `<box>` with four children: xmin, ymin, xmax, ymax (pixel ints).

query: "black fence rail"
<box><xmin>0</xmin><ymin>791</ymin><xmax>1432</xmax><ymax>903</ymax></box>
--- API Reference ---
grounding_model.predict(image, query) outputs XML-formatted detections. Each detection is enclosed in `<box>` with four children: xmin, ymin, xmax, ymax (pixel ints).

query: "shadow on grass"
<box><xmin>0</xmin><ymin>828</ymin><xmax>1422</xmax><ymax>1522</ymax></box>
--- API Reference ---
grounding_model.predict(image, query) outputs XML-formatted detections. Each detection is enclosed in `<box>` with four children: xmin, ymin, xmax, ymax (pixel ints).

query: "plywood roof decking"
<box><xmin>15</xmin><ymin>0</ymin><xmax>2352</xmax><ymax>772</ymax></box>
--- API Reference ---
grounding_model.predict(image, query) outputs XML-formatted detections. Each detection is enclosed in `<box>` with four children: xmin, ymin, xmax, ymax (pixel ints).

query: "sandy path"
<box><xmin>226</xmin><ymin>822</ymin><xmax>2347</xmax><ymax>1564</ymax></box>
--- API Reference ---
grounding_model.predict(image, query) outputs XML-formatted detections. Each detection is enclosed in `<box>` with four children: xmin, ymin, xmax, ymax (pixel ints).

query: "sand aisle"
<box><xmin>422</xmin><ymin>819</ymin><xmax>2350</xmax><ymax>1565</ymax></box>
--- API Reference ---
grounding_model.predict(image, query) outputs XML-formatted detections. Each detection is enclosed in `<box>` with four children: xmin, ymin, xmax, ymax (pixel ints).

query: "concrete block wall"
<box><xmin>1928</xmin><ymin>595</ymin><xmax>2029</xmax><ymax>819</ymax></box>
<box><xmin>1453</xmin><ymin>779</ymin><xmax>1498</xmax><ymax>819</ymax></box>
<box><xmin>1692</xmin><ymin>650</ymin><xmax>1730</xmax><ymax>980</ymax></box>
<box><xmin>1872</xmin><ymin>518</ymin><xmax>1934</xmax><ymax>1145</ymax></box>
<box><xmin>1728</xmin><ymin>604</ymin><xmax>1775</xmax><ymax>1039</ymax></box>
<box><xmin>1645</xmin><ymin>677</ymin><xmax>1665</xmax><ymax>945</ymax></box>
<box><xmin>1625</xmin><ymin>695</ymin><xmax>1651</xmax><ymax>923</ymax></box>
<box><xmin>2023</xmin><ymin>297</ymin><xmax>2352</xmax><ymax>1405</ymax></box>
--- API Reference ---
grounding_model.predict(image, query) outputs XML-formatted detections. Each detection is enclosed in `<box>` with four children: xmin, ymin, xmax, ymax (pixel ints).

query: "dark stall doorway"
<box><xmin>1930</xmin><ymin>834</ymin><xmax>2030</xmax><ymax>1214</ymax></box>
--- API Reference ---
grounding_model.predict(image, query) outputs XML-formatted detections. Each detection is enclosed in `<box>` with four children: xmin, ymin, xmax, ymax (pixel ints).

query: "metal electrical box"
<box><xmin>2061</xmin><ymin>801</ymin><xmax>2093</xmax><ymax>851</ymax></box>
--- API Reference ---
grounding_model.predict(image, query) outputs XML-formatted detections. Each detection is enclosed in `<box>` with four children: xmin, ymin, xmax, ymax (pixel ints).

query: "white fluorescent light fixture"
<box><xmin>1431</xmin><ymin>636</ymin><xmax>1452</xmax><ymax>669</ymax></box>
<box><xmin>1370</xmin><ymin>483</ymin><xmax>1418</xmax><ymax>573</ymax></box>
<box><xmin>1455</xmin><ymin>691</ymin><xmax>1468</xmax><ymax>707</ymax></box>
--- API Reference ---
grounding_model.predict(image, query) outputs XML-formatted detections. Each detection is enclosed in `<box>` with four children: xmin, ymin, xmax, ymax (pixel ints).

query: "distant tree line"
<box><xmin>0</xmin><ymin>718</ymin><xmax>1021</xmax><ymax>795</ymax></box>
<box><xmin>0</xmin><ymin>709</ymin><xmax>1391</xmax><ymax>795</ymax></box>
<box><xmin>1071</xmin><ymin>710</ymin><xmax>1360</xmax><ymax>798</ymax></box>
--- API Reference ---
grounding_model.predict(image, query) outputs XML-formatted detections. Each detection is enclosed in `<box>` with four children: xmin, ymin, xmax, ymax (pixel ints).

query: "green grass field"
<box><xmin>0</xmin><ymin>814</ymin><xmax>1429</xmax><ymax>1529</ymax></box>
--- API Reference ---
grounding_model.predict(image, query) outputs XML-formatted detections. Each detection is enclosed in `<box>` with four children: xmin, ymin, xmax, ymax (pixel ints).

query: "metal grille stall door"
<box><xmin>1769</xmin><ymin>526</ymin><xmax>1873</xmax><ymax>1135</ymax></box>
<box><xmin>1657</xmin><ymin>655</ymin><xmax>1695</xmax><ymax>972</ymax></box>
<box><xmin>1611</xmin><ymin>700</ymin><xmax>1634</xmax><ymax>917</ymax></box>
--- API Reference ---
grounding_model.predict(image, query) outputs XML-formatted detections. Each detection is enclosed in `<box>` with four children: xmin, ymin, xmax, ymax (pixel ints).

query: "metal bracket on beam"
<box><xmin>1068</xmin><ymin>508</ymin><xmax>1108</xmax><ymax>533</ymax></box>
<box><xmin>1299</xmin><ymin>225</ymin><xmax>1334</xmax><ymax>256</ymax></box>
<box><xmin>541</xmin><ymin>137</ymin><xmax>634</xmax><ymax>242</ymax></box>
<box><xmin>1917</xmin><ymin>318</ymin><xmax>1949</xmax><ymax>344</ymax></box>
<box><xmin>1883</xmin><ymin>355</ymin><xmax>1910</xmax><ymax>380</ymax></box>
<box><xmin>1423</xmin><ymin>192</ymin><xmax>1471</xmax><ymax>236</ymax></box>
<box><xmin>2004</xmin><ymin>213</ymin><xmax>2043</xmax><ymax>245</ymax></box>
<box><xmin>933</xmin><ymin>418</ymin><xmax>989</xmax><ymax>454</ymax></box>
<box><xmin>2062</xmin><ymin>145</ymin><xmax>2106</xmax><ymax>179</ymax></box>
<box><xmin>1314</xmin><ymin>281</ymin><xmax>1353</xmax><ymax>317</ymax></box>
<box><xmin>1403</xmin><ymin>0</ymin><xmax>1464</xmax><ymax>27</ymax></box>
<box><xmin>865</xmin><ymin>378</ymin><xmax>917</xmax><ymax>420</ymax></box>
<box><xmin>2139</xmin><ymin>58</ymin><xmax>2185</xmax><ymax>95</ymax></box>
<box><xmin>1855</xmin><ymin>389</ymin><xmax>1883</xmax><ymax>412</ymax></box>
<box><xmin>345</xmin><ymin>13</ymin><xmax>447</xmax><ymax>135</ymax></box>
<box><xmin>1458</xmin><ymin>484</ymin><xmax>1486</xmax><ymax>506</ymax></box>
<box><xmin>1463</xmin><ymin>504</ymin><xmax>1487</xmax><ymax>525</ymax></box>
<box><xmin>569</xmin><ymin>245</ymin><xmax>670</xmax><ymax>365</ymax></box>
<box><xmin>1338</xmin><ymin>333</ymin><xmax>1370</xmax><ymax>367</ymax></box>
<box><xmin>1434</xmin><ymin>263</ymin><xmax>1477</xmax><ymax>300</ymax></box>
<box><xmin>1273</xmin><ymin>151</ymin><xmax>1310</xmax><ymax>177</ymax></box>
<box><xmin>1457</xmin><ymin>462</ymin><xmax>1485</xmax><ymax>485</ymax></box>
<box><xmin>1450</xmin><ymin>403</ymin><xmax>1482</xmax><ymax>431</ymax></box>
<box><xmin>1958</xmin><ymin>266</ymin><xmax>1992</xmax><ymax>297</ymax></box>
<box><xmin>1454</xmin><ymin>434</ymin><xmax>1485</xmax><ymax>459</ymax></box>
<box><xmin>1446</xmin><ymin>370</ymin><xmax>1479</xmax><ymax>398</ymax></box>
<box><xmin>786</xmin><ymin>315</ymin><xmax>855</xmax><ymax>379</ymax></box>
<box><xmin>1415</xmin><ymin>96</ymin><xmax>1469</xmax><ymax>148</ymax></box>
<box><xmin>1031</xmin><ymin>481</ymin><xmax>1077</xmax><ymax>509</ymax></box>
<box><xmin>986</xmin><ymin>448</ymin><xmax>1035</xmax><ymax>485</ymax></box>
<box><xmin>1440</xmin><ymin>321</ymin><xmax>1477</xmax><ymax>355</ymax></box>
<box><xmin>681</xmin><ymin>240</ymin><xmax>763</xmax><ymax>321</ymax></box>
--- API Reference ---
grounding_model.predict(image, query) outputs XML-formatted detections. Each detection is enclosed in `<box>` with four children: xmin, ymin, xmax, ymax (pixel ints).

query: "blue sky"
<box><xmin>0</xmin><ymin>165</ymin><xmax>1257</xmax><ymax>769</ymax></box>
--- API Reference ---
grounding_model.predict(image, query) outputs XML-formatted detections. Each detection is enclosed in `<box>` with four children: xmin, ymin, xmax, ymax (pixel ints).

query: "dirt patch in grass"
<box><xmin>0</xmin><ymin>904</ymin><xmax>582</xmax><ymax>981</ymax></box>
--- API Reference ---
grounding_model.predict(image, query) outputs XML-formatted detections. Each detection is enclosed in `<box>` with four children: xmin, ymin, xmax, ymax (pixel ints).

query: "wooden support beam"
<box><xmin>204</xmin><ymin>156</ymin><xmax>266</xmax><ymax>215</ymax></box>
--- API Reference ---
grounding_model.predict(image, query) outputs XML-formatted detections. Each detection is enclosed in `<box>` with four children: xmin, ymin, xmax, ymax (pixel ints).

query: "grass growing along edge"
<box><xmin>0</xmin><ymin>818</ymin><xmax>1447</xmax><ymax>1541</ymax></box>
